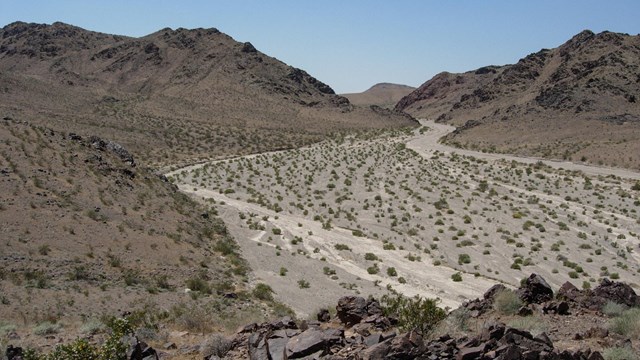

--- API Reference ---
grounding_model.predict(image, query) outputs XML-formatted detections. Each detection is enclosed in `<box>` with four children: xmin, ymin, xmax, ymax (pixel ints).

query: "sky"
<box><xmin>1</xmin><ymin>1</ymin><xmax>639</xmax><ymax>93</ymax></box>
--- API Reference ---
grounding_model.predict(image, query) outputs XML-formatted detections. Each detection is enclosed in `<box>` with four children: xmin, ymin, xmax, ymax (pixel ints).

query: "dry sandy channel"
<box><xmin>167</xmin><ymin>120</ymin><xmax>640</xmax><ymax>317</ymax></box>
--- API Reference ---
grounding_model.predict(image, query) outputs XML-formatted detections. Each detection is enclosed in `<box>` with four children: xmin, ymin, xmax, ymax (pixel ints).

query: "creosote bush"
<box><xmin>380</xmin><ymin>294</ymin><xmax>446</xmax><ymax>335</ymax></box>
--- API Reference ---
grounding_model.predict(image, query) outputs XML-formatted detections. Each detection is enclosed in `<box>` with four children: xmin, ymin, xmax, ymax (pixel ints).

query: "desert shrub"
<box><xmin>186</xmin><ymin>277</ymin><xmax>211</xmax><ymax>294</ymax></box>
<box><xmin>602</xmin><ymin>301</ymin><xmax>627</xmax><ymax>317</ymax></box>
<box><xmin>33</xmin><ymin>321</ymin><xmax>62</xmax><ymax>336</ymax></box>
<box><xmin>252</xmin><ymin>283</ymin><xmax>274</xmax><ymax>301</ymax></box>
<box><xmin>451</xmin><ymin>272</ymin><xmax>463</xmax><ymax>282</ymax></box>
<box><xmin>279</xmin><ymin>267</ymin><xmax>288</xmax><ymax>276</ymax></box>
<box><xmin>367</xmin><ymin>265</ymin><xmax>380</xmax><ymax>275</ymax></box>
<box><xmin>380</xmin><ymin>294</ymin><xmax>446</xmax><ymax>334</ymax></box>
<box><xmin>364</xmin><ymin>253</ymin><xmax>379</xmax><ymax>261</ymax></box>
<box><xmin>493</xmin><ymin>289</ymin><xmax>523</xmax><ymax>315</ymax></box>
<box><xmin>602</xmin><ymin>346</ymin><xmax>638</xmax><ymax>360</ymax></box>
<box><xmin>609</xmin><ymin>308</ymin><xmax>640</xmax><ymax>338</ymax></box>
<box><xmin>80</xmin><ymin>318</ymin><xmax>106</xmax><ymax>335</ymax></box>
<box><xmin>201</xmin><ymin>334</ymin><xmax>232</xmax><ymax>358</ymax></box>
<box><xmin>297</xmin><ymin>279</ymin><xmax>310</xmax><ymax>289</ymax></box>
<box><xmin>334</xmin><ymin>243</ymin><xmax>351</xmax><ymax>251</ymax></box>
<box><xmin>508</xmin><ymin>316</ymin><xmax>547</xmax><ymax>336</ymax></box>
<box><xmin>458</xmin><ymin>254</ymin><xmax>471</xmax><ymax>265</ymax></box>
<box><xmin>387</xmin><ymin>267</ymin><xmax>398</xmax><ymax>277</ymax></box>
<box><xmin>0</xmin><ymin>322</ymin><xmax>16</xmax><ymax>335</ymax></box>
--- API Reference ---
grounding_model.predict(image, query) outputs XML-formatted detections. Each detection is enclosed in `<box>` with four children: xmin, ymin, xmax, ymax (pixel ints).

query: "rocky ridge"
<box><xmin>396</xmin><ymin>30</ymin><xmax>640</xmax><ymax>169</ymax></box>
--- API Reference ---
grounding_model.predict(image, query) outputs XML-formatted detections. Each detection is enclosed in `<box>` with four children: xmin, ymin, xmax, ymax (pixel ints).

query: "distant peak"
<box><xmin>368</xmin><ymin>83</ymin><xmax>414</xmax><ymax>91</ymax></box>
<box><xmin>564</xmin><ymin>29</ymin><xmax>596</xmax><ymax>47</ymax></box>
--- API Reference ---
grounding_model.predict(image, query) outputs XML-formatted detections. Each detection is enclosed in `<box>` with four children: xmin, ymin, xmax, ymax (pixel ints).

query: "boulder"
<box><xmin>127</xmin><ymin>339</ymin><xmax>158</xmax><ymax>360</ymax></box>
<box><xmin>517</xmin><ymin>274</ymin><xmax>553</xmax><ymax>304</ymax></box>
<box><xmin>5</xmin><ymin>345</ymin><xmax>23</xmax><ymax>360</ymax></box>
<box><xmin>336</xmin><ymin>296</ymin><xmax>368</xmax><ymax>326</ymax></box>
<box><xmin>592</xmin><ymin>278</ymin><xmax>640</xmax><ymax>307</ymax></box>
<box><xmin>248</xmin><ymin>331</ymin><xmax>269</xmax><ymax>360</ymax></box>
<box><xmin>285</xmin><ymin>328</ymin><xmax>343</xmax><ymax>359</ymax></box>
<box><xmin>542</xmin><ymin>301</ymin><xmax>570</xmax><ymax>315</ymax></box>
<box><xmin>317</xmin><ymin>308</ymin><xmax>330</xmax><ymax>323</ymax></box>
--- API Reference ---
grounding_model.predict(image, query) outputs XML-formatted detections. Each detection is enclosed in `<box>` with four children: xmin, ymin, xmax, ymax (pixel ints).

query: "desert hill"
<box><xmin>342</xmin><ymin>82</ymin><xmax>415</xmax><ymax>109</ymax></box>
<box><xmin>0</xmin><ymin>117</ymin><xmax>289</xmax><ymax>343</ymax></box>
<box><xmin>396</xmin><ymin>30</ymin><xmax>640</xmax><ymax>169</ymax></box>
<box><xmin>0</xmin><ymin>22</ymin><xmax>416</xmax><ymax>167</ymax></box>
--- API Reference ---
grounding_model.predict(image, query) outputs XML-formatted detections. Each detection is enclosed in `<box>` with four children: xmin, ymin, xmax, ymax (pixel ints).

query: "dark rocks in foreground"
<box><xmin>216</xmin><ymin>274</ymin><xmax>633</xmax><ymax>359</ymax></box>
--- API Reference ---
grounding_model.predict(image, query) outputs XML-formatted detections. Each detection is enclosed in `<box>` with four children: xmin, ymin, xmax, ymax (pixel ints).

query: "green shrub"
<box><xmin>364</xmin><ymin>252</ymin><xmax>379</xmax><ymax>261</ymax></box>
<box><xmin>493</xmin><ymin>289</ymin><xmax>523</xmax><ymax>315</ymax></box>
<box><xmin>298</xmin><ymin>279</ymin><xmax>310</xmax><ymax>289</ymax></box>
<box><xmin>387</xmin><ymin>267</ymin><xmax>398</xmax><ymax>277</ymax></box>
<box><xmin>252</xmin><ymin>283</ymin><xmax>274</xmax><ymax>301</ymax></box>
<box><xmin>367</xmin><ymin>265</ymin><xmax>380</xmax><ymax>275</ymax></box>
<box><xmin>279</xmin><ymin>267</ymin><xmax>288</xmax><ymax>276</ymax></box>
<box><xmin>334</xmin><ymin>243</ymin><xmax>351</xmax><ymax>251</ymax></box>
<box><xmin>186</xmin><ymin>277</ymin><xmax>211</xmax><ymax>294</ymax></box>
<box><xmin>458</xmin><ymin>254</ymin><xmax>471</xmax><ymax>265</ymax></box>
<box><xmin>380</xmin><ymin>294</ymin><xmax>446</xmax><ymax>334</ymax></box>
<box><xmin>451</xmin><ymin>272</ymin><xmax>463</xmax><ymax>282</ymax></box>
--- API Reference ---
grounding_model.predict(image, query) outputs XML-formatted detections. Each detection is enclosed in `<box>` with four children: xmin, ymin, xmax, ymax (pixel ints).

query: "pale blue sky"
<box><xmin>1</xmin><ymin>1</ymin><xmax>638</xmax><ymax>93</ymax></box>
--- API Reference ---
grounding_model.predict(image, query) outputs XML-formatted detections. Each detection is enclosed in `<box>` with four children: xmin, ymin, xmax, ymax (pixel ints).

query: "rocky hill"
<box><xmin>396</xmin><ymin>30</ymin><xmax>640</xmax><ymax>169</ymax></box>
<box><xmin>0</xmin><ymin>118</ymin><xmax>290</xmax><ymax>349</ymax></box>
<box><xmin>342</xmin><ymin>83</ymin><xmax>415</xmax><ymax>109</ymax></box>
<box><xmin>0</xmin><ymin>22</ymin><xmax>416</xmax><ymax>167</ymax></box>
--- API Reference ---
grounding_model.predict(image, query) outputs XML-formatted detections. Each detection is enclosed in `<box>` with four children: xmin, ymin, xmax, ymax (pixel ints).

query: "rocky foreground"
<box><xmin>5</xmin><ymin>274</ymin><xmax>639</xmax><ymax>359</ymax></box>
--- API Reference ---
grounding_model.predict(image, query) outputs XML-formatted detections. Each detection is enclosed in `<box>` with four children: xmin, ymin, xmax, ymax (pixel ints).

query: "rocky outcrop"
<box><xmin>517</xmin><ymin>273</ymin><xmax>554</xmax><ymax>304</ymax></box>
<box><xmin>557</xmin><ymin>278</ymin><xmax>640</xmax><ymax>310</ymax></box>
<box><xmin>221</xmin><ymin>282</ymin><xmax>619</xmax><ymax>359</ymax></box>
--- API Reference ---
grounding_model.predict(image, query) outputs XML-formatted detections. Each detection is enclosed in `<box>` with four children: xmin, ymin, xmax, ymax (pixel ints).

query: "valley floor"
<box><xmin>168</xmin><ymin>121</ymin><xmax>640</xmax><ymax>317</ymax></box>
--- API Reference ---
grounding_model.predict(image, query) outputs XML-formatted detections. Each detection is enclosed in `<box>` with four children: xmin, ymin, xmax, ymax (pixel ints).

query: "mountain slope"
<box><xmin>0</xmin><ymin>117</ymin><xmax>291</xmax><ymax>338</ymax></box>
<box><xmin>342</xmin><ymin>83</ymin><xmax>415</xmax><ymax>109</ymax></box>
<box><xmin>0</xmin><ymin>22</ymin><xmax>416</xmax><ymax>167</ymax></box>
<box><xmin>397</xmin><ymin>30</ymin><xmax>640</xmax><ymax>169</ymax></box>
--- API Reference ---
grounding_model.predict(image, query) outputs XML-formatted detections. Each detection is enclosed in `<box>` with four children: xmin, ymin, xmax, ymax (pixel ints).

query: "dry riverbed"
<box><xmin>167</xmin><ymin>122</ymin><xmax>640</xmax><ymax>317</ymax></box>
